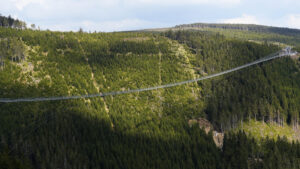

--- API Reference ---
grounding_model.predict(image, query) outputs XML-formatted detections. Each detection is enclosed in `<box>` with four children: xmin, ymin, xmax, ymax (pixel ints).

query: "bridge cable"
<box><xmin>0</xmin><ymin>50</ymin><xmax>286</xmax><ymax>103</ymax></box>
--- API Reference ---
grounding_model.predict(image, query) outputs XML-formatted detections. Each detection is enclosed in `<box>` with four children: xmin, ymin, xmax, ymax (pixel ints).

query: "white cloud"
<box><xmin>10</xmin><ymin>0</ymin><xmax>44</xmax><ymax>10</ymax></box>
<box><xmin>128</xmin><ymin>0</ymin><xmax>241</xmax><ymax>5</ymax></box>
<box><xmin>221</xmin><ymin>14</ymin><xmax>259</xmax><ymax>24</ymax></box>
<box><xmin>6</xmin><ymin>0</ymin><xmax>241</xmax><ymax>11</ymax></box>
<box><xmin>5</xmin><ymin>0</ymin><xmax>120</xmax><ymax>12</ymax></box>
<box><xmin>287</xmin><ymin>14</ymin><xmax>300</xmax><ymax>29</ymax></box>
<box><xmin>6</xmin><ymin>0</ymin><xmax>300</xmax><ymax>32</ymax></box>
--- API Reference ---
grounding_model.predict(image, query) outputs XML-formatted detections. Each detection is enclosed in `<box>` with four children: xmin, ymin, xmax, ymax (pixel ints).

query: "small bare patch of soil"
<box><xmin>290</xmin><ymin>54</ymin><xmax>299</xmax><ymax>60</ymax></box>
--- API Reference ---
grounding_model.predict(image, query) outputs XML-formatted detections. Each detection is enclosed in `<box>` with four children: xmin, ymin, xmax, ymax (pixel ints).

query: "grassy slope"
<box><xmin>235</xmin><ymin>120</ymin><xmax>300</xmax><ymax>142</ymax></box>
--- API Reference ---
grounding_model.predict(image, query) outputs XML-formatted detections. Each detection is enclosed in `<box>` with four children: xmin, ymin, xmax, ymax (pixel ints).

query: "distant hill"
<box><xmin>146</xmin><ymin>23</ymin><xmax>300</xmax><ymax>49</ymax></box>
<box><xmin>175</xmin><ymin>23</ymin><xmax>300</xmax><ymax>36</ymax></box>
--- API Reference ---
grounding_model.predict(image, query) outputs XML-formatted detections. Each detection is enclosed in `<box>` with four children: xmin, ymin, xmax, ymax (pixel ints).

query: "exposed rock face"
<box><xmin>212</xmin><ymin>131</ymin><xmax>224</xmax><ymax>148</ymax></box>
<box><xmin>290</xmin><ymin>54</ymin><xmax>299</xmax><ymax>60</ymax></box>
<box><xmin>188</xmin><ymin>118</ymin><xmax>224</xmax><ymax>148</ymax></box>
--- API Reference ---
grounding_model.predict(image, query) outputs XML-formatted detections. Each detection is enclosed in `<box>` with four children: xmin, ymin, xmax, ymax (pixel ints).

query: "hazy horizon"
<box><xmin>2</xmin><ymin>0</ymin><xmax>300</xmax><ymax>32</ymax></box>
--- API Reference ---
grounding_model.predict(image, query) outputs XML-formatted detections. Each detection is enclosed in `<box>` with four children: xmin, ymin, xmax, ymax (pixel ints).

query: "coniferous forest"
<box><xmin>1</xmin><ymin>15</ymin><xmax>300</xmax><ymax>168</ymax></box>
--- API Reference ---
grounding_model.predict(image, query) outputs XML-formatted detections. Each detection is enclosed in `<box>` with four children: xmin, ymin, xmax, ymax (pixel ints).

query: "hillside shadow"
<box><xmin>0</xmin><ymin>99</ymin><xmax>221</xmax><ymax>169</ymax></box>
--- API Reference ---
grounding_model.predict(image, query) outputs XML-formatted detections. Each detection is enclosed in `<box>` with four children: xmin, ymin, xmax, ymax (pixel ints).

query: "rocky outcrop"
<box><xmin>188</xmin><ymin>118</ymin><xmax>224</xmax><ymax>148</ymax></box>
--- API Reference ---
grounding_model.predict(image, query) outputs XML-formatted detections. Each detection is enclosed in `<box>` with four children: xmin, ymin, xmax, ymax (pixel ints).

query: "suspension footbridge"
<box><xmin>0</xmin><ymin>47</ymin><xmax>296</xmax><ymax>103</ymax></box>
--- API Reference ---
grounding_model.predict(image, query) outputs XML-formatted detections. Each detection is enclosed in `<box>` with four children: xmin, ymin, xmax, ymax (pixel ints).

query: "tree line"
<box><xmin>0</xmin><ymin>14</ymin><xmax>26</xmax><ymax>29</ymax></box>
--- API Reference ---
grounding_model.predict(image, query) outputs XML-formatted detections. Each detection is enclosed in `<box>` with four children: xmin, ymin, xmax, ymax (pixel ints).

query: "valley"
<box><xmin>1</xmin><ymin>15</ymin><xmax>300</xmax><ymax>169</ymax></box>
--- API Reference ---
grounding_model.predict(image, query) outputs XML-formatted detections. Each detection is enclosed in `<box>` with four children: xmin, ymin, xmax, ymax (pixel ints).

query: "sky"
<box><xmin>1</xmin><ymin>0</ymin><xmax>300</xmax><ymax>32</ymax></box>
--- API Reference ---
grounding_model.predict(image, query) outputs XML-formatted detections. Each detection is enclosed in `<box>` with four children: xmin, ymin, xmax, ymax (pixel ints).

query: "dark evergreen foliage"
<box><xmin>0</xmin><ymin>14</ymin><xmax>26</xmax><ymax>29</ymax></box>
<box><xmin>0</xmin><ymin>25</ymin><xmax>300</xmax><ymax>168</ymax></box>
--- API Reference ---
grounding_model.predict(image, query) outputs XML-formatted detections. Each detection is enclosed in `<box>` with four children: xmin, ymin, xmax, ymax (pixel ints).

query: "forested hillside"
<box><xmin>164</xmin><ymin>30</ymin><xmax>300</xmax><ymax>130</ymax></box>
<box><xmin>1</xmin><ymin>23</ymin><xmax>300</xmax><ymax>168</ymax></box>
<box><xmin>148</xmin><ymin>23</ymin><xmax>300</xmax><ymax>49</ymax></box>
<box><xmin>175</xmin><ymin>23</ymin><xmax>300</xmax><ymax>37</ymax></box>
